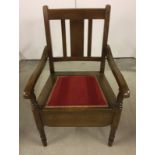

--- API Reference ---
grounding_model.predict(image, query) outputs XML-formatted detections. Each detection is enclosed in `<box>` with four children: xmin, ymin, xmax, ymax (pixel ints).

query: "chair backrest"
<box><xmin>43</xmin><ymin>5</ymin><xmax>111</xmax><ymax>72</ymax></box>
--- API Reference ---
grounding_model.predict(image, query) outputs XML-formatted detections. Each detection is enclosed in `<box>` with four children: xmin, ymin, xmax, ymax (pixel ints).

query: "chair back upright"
<box><xmin>43</xmin><ymin>5</ymin><xmax>111</xmax><ymax>73</ymax></box>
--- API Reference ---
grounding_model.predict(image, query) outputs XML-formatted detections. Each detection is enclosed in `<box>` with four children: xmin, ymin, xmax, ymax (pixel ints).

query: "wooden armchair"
<box><xmin>23</xmin><ymin>5</ymin><xmax>130</xmax><ymax>147</ymax></box>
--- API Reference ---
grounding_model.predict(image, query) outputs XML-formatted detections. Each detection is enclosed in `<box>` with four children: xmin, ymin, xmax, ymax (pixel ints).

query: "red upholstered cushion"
<box><xmin>46</xmin><ymin>76</ymin><xmax>108</xmax><ymax>107</ymax></box>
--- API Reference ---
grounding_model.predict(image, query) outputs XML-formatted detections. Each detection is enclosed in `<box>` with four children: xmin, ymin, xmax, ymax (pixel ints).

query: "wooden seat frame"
<box><xmin>23</xmin><ymin>5</ymin><xmax>130</xmax><ymax>147</ymax></box>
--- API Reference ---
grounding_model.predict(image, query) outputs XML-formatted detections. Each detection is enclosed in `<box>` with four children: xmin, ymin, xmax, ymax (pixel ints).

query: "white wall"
<box><xmin>19</xmin><ymin>0</ymin><xmax>135</xmax><ymax>59</ymax></box>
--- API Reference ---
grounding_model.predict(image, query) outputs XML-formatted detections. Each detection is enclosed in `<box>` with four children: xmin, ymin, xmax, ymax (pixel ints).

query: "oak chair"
<box><xmin>23</xmin><ymin>5</ymin><xmax>130</xmax><ymax>147</ymax></box>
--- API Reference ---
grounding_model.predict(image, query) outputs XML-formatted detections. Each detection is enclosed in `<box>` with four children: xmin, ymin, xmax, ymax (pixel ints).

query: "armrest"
<box><xmin>106</xmin><ymin>45</ymin><xmax>130</xmax><ymax>98</ymax></box>
<box><xmin>23</xmin><ymin>46</ymin><xmax>48</xmax><ymax>99</ymax></box>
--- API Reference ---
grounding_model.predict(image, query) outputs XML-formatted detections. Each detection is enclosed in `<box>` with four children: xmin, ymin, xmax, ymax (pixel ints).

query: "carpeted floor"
<box><xmin>19</xmin><ymin>59</ymin><xmax>136</xmax><ymax>155</ymax></box>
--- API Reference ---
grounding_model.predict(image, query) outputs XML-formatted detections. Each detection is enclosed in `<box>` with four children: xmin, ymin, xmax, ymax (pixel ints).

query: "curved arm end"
<box><xmin>123</xmin><ymin>89</ymin><xmax>130</xmax><ymax>98</ymax></box>
<box><xmin>23</xmin><ymin>91</ymin><xmax>31</xmax><ymax>99</ymax></box>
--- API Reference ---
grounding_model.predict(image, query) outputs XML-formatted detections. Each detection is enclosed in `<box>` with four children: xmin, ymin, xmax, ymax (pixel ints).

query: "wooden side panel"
<box><xmin>70</xmin><ymin>20</ymin><xmax>84</xmax><ymax>57</ymax></box>
<box><xmin>41</xmin><ymin>108</ymin><xmax>113</xmax><ymax>127</ymax></box>
<box><xmin>37</xmin><ymin>75</ymin><xmax>56</xmax><ymax>108</ymax></box>
<box><xmin>96</xmin><ymin>74</ymin><xmax>116</xmax><ymax>107</ymax></box>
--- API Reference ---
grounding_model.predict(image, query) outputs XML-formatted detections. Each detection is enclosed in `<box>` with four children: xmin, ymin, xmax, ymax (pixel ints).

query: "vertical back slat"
<box><xmin>70</xmin><ymin>20</ymin><xmax>84</xmax><ymax>57</ymax></box>
<box><xmin>100</xmin><ymin>5</ymin><xmax>111</xmax><ymax>72</ymax></box>
<box><xmin>87</xmin><ymin>19</ymin><xmax>92</xmax><ymax>57</ymax></box>
<box><xmin>61</xmin><ymin>19</ymin><xmax>67</xmax><ymax>57</ymax></box>
<box><xmin>43</xmin><ymin>6</ymin><xmax>54</xmax><ymax>72</ymax></box>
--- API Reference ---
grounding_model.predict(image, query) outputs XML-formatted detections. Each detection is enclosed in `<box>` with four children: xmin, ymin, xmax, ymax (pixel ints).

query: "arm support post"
<box><xmin>23</xmin><ymin>46</ymin><xmax>48</xmax><ymax>99</ymax></box>
<box><xmin>106</xmin><ymin>45</ymin><xmax>130</xmax><ymax>106</ymax></box>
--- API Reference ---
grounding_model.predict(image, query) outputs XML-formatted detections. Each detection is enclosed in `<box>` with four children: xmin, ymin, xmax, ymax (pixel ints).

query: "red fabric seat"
<box><xmin>46</xmin><ymin>76</ymin><xmax>108</xmax><ymax>107</ymax></box>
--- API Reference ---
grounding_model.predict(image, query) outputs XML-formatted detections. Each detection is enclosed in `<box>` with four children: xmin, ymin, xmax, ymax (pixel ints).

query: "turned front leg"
<box><xmin>38</xmin><ymin>127</ymin><xmax>47</xmax><ymax>146</ymax></box>
<box><xmin>108</xmin><ymin>108</ymin><xmax>122</xmax><ymax>146</ymax></box>
<box><xmin>108</xmin><ymin>126</ymin><xmax>117</xmax><ymax>146</ymax></box>
<box><xmin>31</xmin><ymin>92</ymin><xmax>47</xmax><ymax>146</ymax></box>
